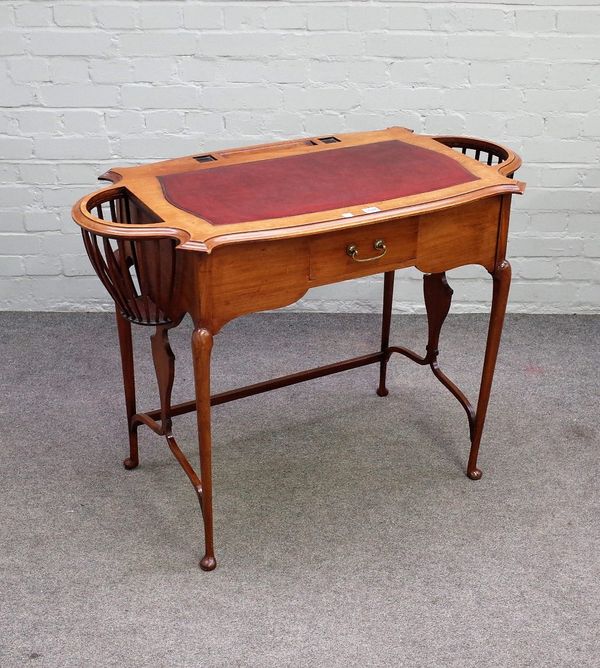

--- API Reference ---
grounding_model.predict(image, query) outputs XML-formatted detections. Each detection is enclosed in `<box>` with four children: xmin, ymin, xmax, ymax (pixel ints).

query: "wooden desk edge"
<box><xmin>72</xmin><ymin>181</ymin><xmax>524</xmax><ymax>254</ymax></box>
<box><xmin>71</xmin><ymin>129</ymin><xmax>525</xmax><ymax>254</ymax></box>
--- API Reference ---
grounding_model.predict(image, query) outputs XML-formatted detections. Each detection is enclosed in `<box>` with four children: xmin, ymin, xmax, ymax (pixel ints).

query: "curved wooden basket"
<box><xmin>79</xmin><ymin>188</ymin><xmax>178</xmax><ymax>326</ymax></box>
<box><xmin>433</xmin><ymin>136</ymin><xmax>522</xmax><ymax>178</ymax></box>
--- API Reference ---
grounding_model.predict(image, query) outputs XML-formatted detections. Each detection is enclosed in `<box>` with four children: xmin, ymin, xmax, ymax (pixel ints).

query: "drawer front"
<box><xmin>309</xmin><ymin>218</ymin><xmax>418</xmax><ymax>284</ymax></box>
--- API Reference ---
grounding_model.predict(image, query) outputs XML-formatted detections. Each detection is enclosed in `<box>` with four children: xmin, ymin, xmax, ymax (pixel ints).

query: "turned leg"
<box><xmin>376</xmin><ymin>271</ymin><xmax>395</xmax><ymax>397</ymax></box>
<box><xmin>423</xmin><ymin>272</ymin><xmax>453</xmax><ymax>365</ymax></box>
<box><xmin>115</xmin><ymin>310</ymin><xmax>139</xmax><ymax>470</ymax></box>
<box><xmin>192</xmin><ymin>327</ymin><xmax>216</xmax><ymax>571</ymax></box>
<box><xmin>150</xmin><ymin>324</ymin><xmax>176</xmax><ymax>435</ymax></box>
<box><xmin>467</xmin><ymin>261</ymin><xmax>512</xmax><ymax>480</ymax></box>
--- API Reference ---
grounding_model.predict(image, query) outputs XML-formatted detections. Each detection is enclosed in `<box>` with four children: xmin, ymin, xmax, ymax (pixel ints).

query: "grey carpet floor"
<box><xmin>0</xmin><ymin>312</ymin><xmax>599</xmax><ymax>668</ymax></box>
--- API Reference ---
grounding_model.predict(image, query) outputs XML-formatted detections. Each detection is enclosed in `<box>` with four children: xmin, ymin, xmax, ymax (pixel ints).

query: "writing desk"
<box><xmin>72</xmin><ymin>127</ymin><xmax>524</xmax><ymax>570</ymax></box>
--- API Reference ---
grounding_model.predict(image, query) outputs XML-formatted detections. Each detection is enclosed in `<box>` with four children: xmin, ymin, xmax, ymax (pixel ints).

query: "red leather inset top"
<box><xmin>158</xmin><ymin>140</ymin><xmax>478</xmax><ymax>226</ymax></box>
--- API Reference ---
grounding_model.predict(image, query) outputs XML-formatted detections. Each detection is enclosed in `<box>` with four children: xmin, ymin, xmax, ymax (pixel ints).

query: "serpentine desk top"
<box><xmin>73</xmin><ymin>127</ymin><xmax>524</xmax><ymax>252</ymax></box>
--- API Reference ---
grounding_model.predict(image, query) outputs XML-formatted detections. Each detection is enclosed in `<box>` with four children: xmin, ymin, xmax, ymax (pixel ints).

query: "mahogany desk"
<box><xmin>72</xmin><ymin>127</ymin><xmax>524</xmax><ymax>570</ymax></box>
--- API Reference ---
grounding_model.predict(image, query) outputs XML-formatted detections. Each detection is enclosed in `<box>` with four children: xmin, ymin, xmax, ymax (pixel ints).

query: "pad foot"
<box><xmin>123</xmin><ymin>457</ymin><xmax>138</xmax><ymax>470</ymax></box>
<box><xmin>200</xmin><ymin>555</ymin><xmax>217</xmax><ymax>571</ymax></box>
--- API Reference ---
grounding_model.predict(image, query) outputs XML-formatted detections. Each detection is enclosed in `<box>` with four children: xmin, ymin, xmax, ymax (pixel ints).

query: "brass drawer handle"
<box><xmin>346</xmin><ymin>239</ymin><xmax>387</xmax><ymax>263</ymax></box>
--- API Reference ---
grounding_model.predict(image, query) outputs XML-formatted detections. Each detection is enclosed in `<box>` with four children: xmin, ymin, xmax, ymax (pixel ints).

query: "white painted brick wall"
<box><xmin>1</xmin><ymin>1</ymin><xmax>599</xmax><ymax>314</ymax></box>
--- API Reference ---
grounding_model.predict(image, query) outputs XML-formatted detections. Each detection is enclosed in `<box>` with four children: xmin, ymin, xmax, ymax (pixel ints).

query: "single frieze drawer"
<box><xmin>308</xmin><ymin>217</ymin><xmax>418</xmax><ymax>284</ymax></box>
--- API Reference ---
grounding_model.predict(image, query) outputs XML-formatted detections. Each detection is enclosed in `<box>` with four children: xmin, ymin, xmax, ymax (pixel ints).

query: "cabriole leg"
<box><xmin>376</xmin><ymin>271</ymin><xmax>395</xmax><ymax>397</ymax></box>
<box><xmin>467</xmin><ymin>261</ymin><xmax>512</xmax><ymax>480</ymax></box>
<box><xmin>192</xmin><ymin>327</ymin><xmax>216</xmax><ymax>571</ymax></box>
<box><xmin>115</xmin><ymin>310</ymin><xmax>139</xmax><ymax>470</ymax></box>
